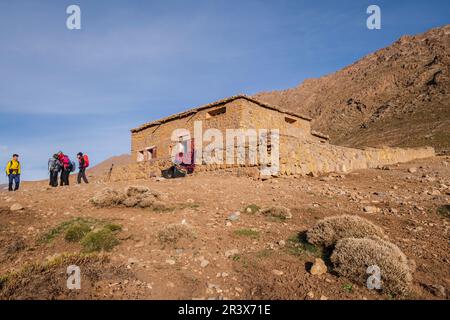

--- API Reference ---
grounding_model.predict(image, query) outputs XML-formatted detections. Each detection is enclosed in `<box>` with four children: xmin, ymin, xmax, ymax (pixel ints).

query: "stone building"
<box><xmin>126</xmin><ymin>95</ymin><xmax>434</xmax><ymax>179</ymax></box>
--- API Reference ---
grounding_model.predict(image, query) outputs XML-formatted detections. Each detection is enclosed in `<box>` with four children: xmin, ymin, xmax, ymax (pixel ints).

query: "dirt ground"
<box><xmin>0</xmin><ymin>156</ymin><xmax>449</xmax><ymax>300</ymax></box>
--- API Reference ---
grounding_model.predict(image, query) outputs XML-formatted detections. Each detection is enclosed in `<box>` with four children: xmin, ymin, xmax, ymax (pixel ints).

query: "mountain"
<box><xmin>255</xmin><ymin>25</ymin><xmax>450</xmax><ymax>152</ymax></box>
<box><xmin>88</xmin><ymin>154</ymin><xmax>131</xmax><ymax>176</ymax></box>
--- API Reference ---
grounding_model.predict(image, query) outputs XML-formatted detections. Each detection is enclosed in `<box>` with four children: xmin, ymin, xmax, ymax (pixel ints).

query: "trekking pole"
<box><xmin>107</xmin><ymin>164</ymin><xmax>114</xmax><ymax>182</ymax></box>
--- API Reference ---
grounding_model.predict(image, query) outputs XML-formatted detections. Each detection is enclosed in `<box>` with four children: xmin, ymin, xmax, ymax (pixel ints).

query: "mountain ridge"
<box><xmin>254</xmin><ymin>25</ymin><xmax>450</xmax><ymax>152</ymax></box>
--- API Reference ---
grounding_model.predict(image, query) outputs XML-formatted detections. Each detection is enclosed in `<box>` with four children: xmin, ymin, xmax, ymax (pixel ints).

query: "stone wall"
<box><xmin>279</xmin><ymin>136</ymin><xmax>435</xmax><ymax>175</ymax></box>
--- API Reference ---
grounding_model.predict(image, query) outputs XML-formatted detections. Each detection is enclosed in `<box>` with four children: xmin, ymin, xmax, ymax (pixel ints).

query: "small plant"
<box><xmin>179</xmin><ymin>203</ymin><xmax>200</xmax><ymax>210</ymax></box>
<box><xmin>342</xmin><ymin>283</ymin><xmax>353</xmax><ymax>293</ymax></box>
<box><xmin>103</xmin><ymin>223</ymin><xmax>122</xmax><ymax>232</ymax></box>
<box><xmin>64</xmin><ymin>222</ymin><xmax>91</xmax><ymax>242</ymax></box>
<box><xmin>256</xmin><ymin>249</ymin><xmax>272</xmax><ymax>258</ymax></box>
<box><xmin>158</xmin><ymin>224</ymin><xmax>195</xmax><ymax>245</ymax></box>
<box><xmin>286</xmin><ymin>232</ymin><xmax>321</xmax><ymax>257</ymax></box>
<box><xmin>234</xmin><ymin>228</ymin><xmax>260</xmax><ymax>239</ymax></box>
<box><xmin>80</xmin><ymin>229</ymin><xmax>119</xmax><ymax>253</ymax></box>
<box><xmin>232</xmin><ymin>255</ymin><xmax>241</xmax><ymax>261</ymax></box>
<box><xmin>151</xmin><ymin>202</ymin><xmax>173</xmax><ymax>212</ymax></box>
<box><xmin>437</xmin><ymin>205</ymin><xmax>450</xmax><ymax>218</ymax></box>
<box><xmin>40</xmin><ymin>218</ymin><xmax>122</xmax><ymax>253</ymax></box>
<box><xmin>40</xmin><ymin>217</ymin><xmax>98</xmax><ymax>243</ymax></box>
<box><xmin>261</xmin><ymin>206</ymin><xmax>292</xmax><ymax>221</ymax></box>
<box><xmin>243</xmin><ymin>204</ymin><xmax>260</xmax><ymax>214</ymax></box>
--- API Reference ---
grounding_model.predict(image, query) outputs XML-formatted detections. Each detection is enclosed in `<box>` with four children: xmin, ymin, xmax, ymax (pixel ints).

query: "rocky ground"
<box><xmin>0</xmin><ymin>156</ymin><xmax>449</xmax><ymax>300</ymax></box>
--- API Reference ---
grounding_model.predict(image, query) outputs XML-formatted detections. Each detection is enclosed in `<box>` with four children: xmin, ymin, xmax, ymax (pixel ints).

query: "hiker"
<box><xmin>161</xmin><ymin>152</ymin><xmax>193</xmax><ymax>179</ymax></box>
<box><xmin>5</xmin><ymin>154</ymin><xmax>21</xmax><ymax>191</ymax></box>
<box><xmin>76</xmin><ymin>152</ymin><xmax>89</xmax><ymax>184</ymax></box>
<box><xmin>48</xmin><ymin>154</ymin><xmax>61</xmax><ymax>187</ymax></box>
<box><xmin>58</xmin><ymin>152</ymin><xmax>71</xmax><ymax>186</ymax></box>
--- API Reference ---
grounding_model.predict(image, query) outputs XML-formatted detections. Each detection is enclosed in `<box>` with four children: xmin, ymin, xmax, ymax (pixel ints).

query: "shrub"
<box><xmin>286</xmin><ymin>232</ymin><xmax>321</xmax><ymax>257</ymax></box>
<box><xmin>260</xmin><ymin>206</ymin><xmax>292</xmax><ymax>220</ymax></box>
<box><xmin>64</xmin><ymin>222</ymin><xmax>91</xmax><ymax>242</ymax></box>
<box><xmin>330</xmin><ymin>237</ymin><xmax>413</xmax><ymax>296</ymax></box>
<box><xmin>437</xmin><ymin>205</ymin><xmax>450</xmax><ymax>218</ymax></box>
<box><xmin>234</xmin><ymin>228</ymin><xmax>260</xmax><ymax>239</ymax></box>
<box><xmin>40</xmin><ymin>217</ymin><xmax>97</xmax><ymax>243</ymax></box>
<box><xmin>90</xmin><ymin>188</ymin><xmax>126</xmax><ymax>207</ymax></box>
<box><xmin>157</xmin><ymin>224</ymin><xmax>195</xmax><ymax>244</ymax></box>
<box><xmin>306</xmin><ymin>215</ymin><xmax>385</xmax><ymax>247</ymax></box>
<box><xmin>80</xmin><ymin>229</ymin><xmax>119</xmax><ymax>253</ymax></box>
<box><xmin>91</xmin><ymin>186</ymin><xmax>168</xmax><ymax>209</ymax></box>
<box><xmin>243</xmin><ymin>204</ymin><xmax>260</xmax><ymax>214</ymax></box>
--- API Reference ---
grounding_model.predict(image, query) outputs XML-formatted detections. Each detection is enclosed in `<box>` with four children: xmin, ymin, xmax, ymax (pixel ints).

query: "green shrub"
<box><xmin>234</xmin><ymin>228</ymin><xmax>260</xmax><ymax>239</ymax></box>
<box><xmin>243</xmin><ymin>204</ymin><xmax>260</xmax><ymax>214</ymax></box>
<box><xmin>64</xmin><ymin>222</ymin><xmax>91</xmax><ymax>242</ymax></box>
<box><xmin>80</xmin><ymin>229</ymin><xmax>119</xmax><ymax>253</ymax></box>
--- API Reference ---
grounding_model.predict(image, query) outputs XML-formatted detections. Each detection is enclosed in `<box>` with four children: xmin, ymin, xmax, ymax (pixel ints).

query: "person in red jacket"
<box><xmin>58</xmin><ymin>151</ymin><xmax>71</xmax><ymax>186</ymax></box>
<box><xmin>76</xmin><ymin>152</ymin><xmax>89</xmax><ymax>184</ymax></box>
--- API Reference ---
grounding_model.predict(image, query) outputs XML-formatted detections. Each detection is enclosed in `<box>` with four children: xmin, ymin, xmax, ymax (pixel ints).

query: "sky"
<box><xmin>0</xmin><ymin>0</ymin><xmax>449</xmax><ymax>183</ymax></box>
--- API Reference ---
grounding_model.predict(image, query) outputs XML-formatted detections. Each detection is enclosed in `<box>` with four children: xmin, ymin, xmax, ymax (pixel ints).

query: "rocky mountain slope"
<box><xmin>255</xmin><ymin>25</ymin><xmax>450</xmax><ymax>152</ymax></box>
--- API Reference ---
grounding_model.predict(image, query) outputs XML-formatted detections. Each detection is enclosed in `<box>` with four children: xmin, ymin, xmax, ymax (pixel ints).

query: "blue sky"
<box><xmin>0</xmin><ymin>0</ymin><xmax>449</xmax><ymax>183</ymax></box>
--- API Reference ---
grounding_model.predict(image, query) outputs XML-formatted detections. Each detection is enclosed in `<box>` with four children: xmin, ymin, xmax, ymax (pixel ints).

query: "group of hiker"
<box><xmin>48</xmin><ymin>151</ymin><xmax>90</xmax><ymax>187</ymax></box>
<box><xmin>4</xmin><ymin>151</ymin><xmax>90</xmax><ymax>192</ymax></box>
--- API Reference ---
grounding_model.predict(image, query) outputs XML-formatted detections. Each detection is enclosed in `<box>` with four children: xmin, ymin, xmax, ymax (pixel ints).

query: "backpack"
<box><xmin>9</xmin><ymin>160</ymin><xmax>20</xmax><ymax>174</ymax></box>
<box><xmin>70</xmin><ymin>160</ymin><xmax>76</xmax><ymax>172</ymax></box>
<box><xmin>83</xmin><ymin>154</ymin><xmax>90</xmax><ymax>168</ymax></box>
<box><xmin>49</xmin><ymin>158</ymin><xmax>59</xmax><ymax>172</ymax></box>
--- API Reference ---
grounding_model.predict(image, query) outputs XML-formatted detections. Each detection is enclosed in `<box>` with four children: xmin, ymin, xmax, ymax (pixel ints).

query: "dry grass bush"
<box><xmin>90</xmin><ymin>188</ymin><xmax>126</xmax><ymax>207</ymax></box>
<box><xmin>306</xmin><ymin>215</ymin><xmax>385</xmax><ymax>247</ymax></box>
<box><xmin>157</xmin><ymin>224</ymin><xmax>195</xmax><ymax>245</ymax></box>
<box><xmin>330</xmin><ymin>236</ymin><xmax>414</xmax><ymax>296</ymax></box>
<box><xmin>91</xmin><ymin>186</ymin><xmax>168</xmax><ymax>209</ymax></box>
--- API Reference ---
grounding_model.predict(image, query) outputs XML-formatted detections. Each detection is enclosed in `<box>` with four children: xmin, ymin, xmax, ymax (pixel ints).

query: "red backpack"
<box><xmin>83</xmin><ymin>154</ymin><xmax>90</xmax><ymax>168</ymax></box>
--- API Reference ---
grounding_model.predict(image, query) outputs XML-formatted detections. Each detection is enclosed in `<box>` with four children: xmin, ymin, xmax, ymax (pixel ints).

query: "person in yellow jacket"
<box><xmin>5</xmin><ymin>154</ymin><xmax>21</xmax><ymax>191</ymax></box>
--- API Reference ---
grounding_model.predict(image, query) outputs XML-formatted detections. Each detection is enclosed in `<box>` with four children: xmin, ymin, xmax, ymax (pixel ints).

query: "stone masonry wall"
<box><xmin>279</xmin><ymin>136</ymin><xmax>435</xmax><ymax>176</ymax></box>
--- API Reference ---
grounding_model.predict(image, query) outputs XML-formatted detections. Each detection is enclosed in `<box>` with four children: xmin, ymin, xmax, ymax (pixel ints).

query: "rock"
<box><xmin>271</xmin><ymin>269</ymin><xmax>284</xmax><ymax>276</ymax></box>
<box><xmin>200</xmin><ymin>259</ymin><xmax>210</xmax><ymax>268</ymax></box>
<box><xmin>278</xmin><ymin>240</ymin><xmax>286</xmax><ymax>247</ymax></box>
<box><xmin>10</xmin><ymin>203</ymin><xmax>24</xmax><ymax>211</ymax></box>
<box><xmin>320</xmin><ymin>295</ymin><xmax>328</xmax><ymax>300</ymax></box>
<box><xmin>225</xmin><ymin>249</ymin><xmax>239</xmax><ymax>258</ymax></box>
<box><xmin>166</xmin><ymin>259</ymin><xmax>176</xmax><ymax>265</ymax></box>
<box><xmin>310</xmin><ymin>258</ymin><xmax>327</xmax><ymax>275</ymax></box>
<box><xmin>134</xmin><ymin>241</ymin><xmax>145</xmax><ymax>248</ymax></box>
<box><xmin>363</xmin><ymin>206</ymin><xmax>381</xmax><ymax>214</ymax></box>
<box><xmin>227</xmin><ymin>212</ymin><xmax>240</xmax><ymax>221</ymax></box>
<box><xmin>306</xmin><ymin>291</ymin><xmax>315</xmax><ymax>299</ymax></box>
<box><xmin>408</xmin><ymin>167</ymin><xmax>417</xmax><ymax>173</ymax></box>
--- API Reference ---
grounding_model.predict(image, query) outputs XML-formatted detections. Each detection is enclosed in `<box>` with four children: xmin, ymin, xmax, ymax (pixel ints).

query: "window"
<box><xmin>137</xmin><ymin>150</ymin><xmax>145</xmax><ymax>162</ymax></box>
<box><xmin>285</xmin><ymin>117</ymin><xmax>297</xmax><ymax>124</ymax></box>
<box><xmin>146</xmin><ymin>146</ymin><xmax>157</xmax><ymax>160</ymax></box>
<box><xmin>206</xmin><ymin>107</ymin><xmax>226</xmax><ymax>119</ymax></box>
